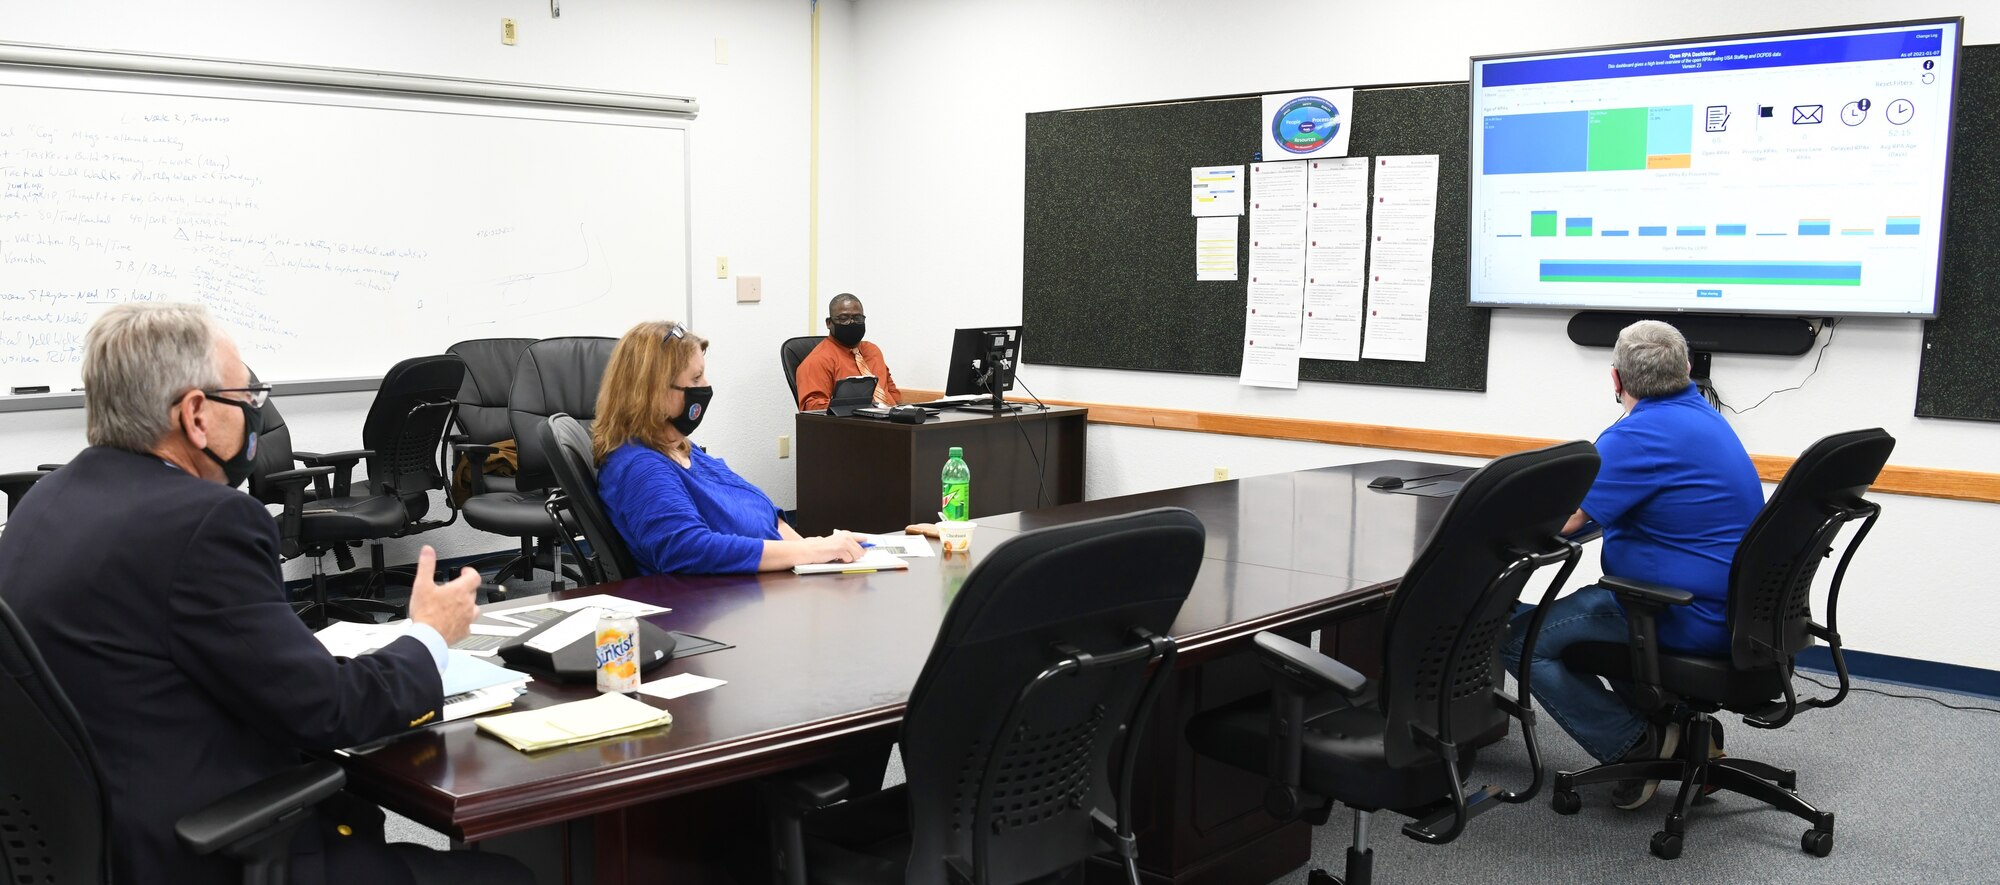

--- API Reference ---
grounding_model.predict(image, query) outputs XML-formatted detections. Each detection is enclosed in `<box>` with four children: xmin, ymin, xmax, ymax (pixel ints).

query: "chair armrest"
<box><xmin>763</xmin><ymin>768</ymin><xmax>852</xmax><ymax>885</ymax></box>
<box><xmin>175</xmin><ymin>760</ymin><xmax>345</xmax><ymax>856</ymax></box>
<box><xmin>35</xmin><ymin>463</ymin><xmax>65</xmax><ymax>472</ymax></box>
<box><xmin>454</xmin><ymin>443</ymin><xmax>499</xmax><ymax>497</ymax></box>
<box><xmin>776</xmin><ymin>768</ymin><xmax>852</xmax><ymax>810</ymax></box>
<box><xmin>1599</xmin><ymin>575</ymin><xmax>1691</xmax><ymax>711</ymax></box>
<box><xmin>265</xmin><ymin>466</ymin><xmax>335</xmax><ymax>551</ymax></box>
<box><xmin>1599</xmin><ymin>576</ymin><xmax>1696</xmax><ymax>609</ymax></box>
<box><xmin>1253</xmin><ymin>631</ymin><xmax>1368</xmax><ymax>698</ymax></box>
<box><xmin>295</xmin><ymin>449</ymin><xmax>372</xmax><ymax>498</ymax></box>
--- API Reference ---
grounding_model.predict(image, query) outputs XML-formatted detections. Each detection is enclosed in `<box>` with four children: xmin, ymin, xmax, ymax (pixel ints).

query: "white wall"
<box><xmin>5</xmin><ymin>0</ymin><xmax>1994</xmax><ymax>670</ymax></box>
<box><xmin>828</xmin><ymin>0</ymin><xmax>2000</xmax><ymax>669</ymax></box>
<box><xmin>0</xmin><ymin>0</ymin><xmax>840</xmax><ymax>573</ymax></box>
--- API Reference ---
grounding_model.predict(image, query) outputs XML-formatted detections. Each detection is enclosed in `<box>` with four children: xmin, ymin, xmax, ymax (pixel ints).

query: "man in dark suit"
<box><xmin>0</xmin><ymin>303</ymin><xmax>529</xmax><ymax>885</ymax></box>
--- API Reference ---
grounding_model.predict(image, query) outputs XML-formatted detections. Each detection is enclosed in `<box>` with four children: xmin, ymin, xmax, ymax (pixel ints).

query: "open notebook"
<box><xmin>791</xmin><ymin>548</ymin><xmax>911</xmax><ymax>575</ymax></box>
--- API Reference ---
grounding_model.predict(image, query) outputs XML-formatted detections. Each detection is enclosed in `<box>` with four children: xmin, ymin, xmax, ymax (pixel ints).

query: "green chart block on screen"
<box><xmin>1587</xmin><ymin>108</ymin><xmax>1648</xmax><ymax>171</ymax></box>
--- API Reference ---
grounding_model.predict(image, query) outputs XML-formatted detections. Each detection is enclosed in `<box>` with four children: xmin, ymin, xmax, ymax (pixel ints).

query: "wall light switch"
<box><xmin>502</xmin><ymin>19</ymin><xmax>517</xmax><ymax>45</ymax></box>
<box><xmin>736</xmin><ymin>275</ymin><xmax>762</xmax><ymax>303</ymax></box>
<box><xmin>777</xmin><ymin>435</ymin><xmax>791</xmax><ymax>459</ymax></box>
<box><xmin>714</xmin><ymin>256</ymin><xmax>729</xmax><ymax>279</ymax></box>
<box><xmin>714</xmin><ymin>38</ymin><xmax>730</xmax><ymax>65</ymax></box>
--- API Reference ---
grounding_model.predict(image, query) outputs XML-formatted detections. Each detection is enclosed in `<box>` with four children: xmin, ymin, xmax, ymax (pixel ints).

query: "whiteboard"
<box><xmin>0</xmin><ymin>47</ymin><xmax>692</xmax><ymax>397</ymax></box>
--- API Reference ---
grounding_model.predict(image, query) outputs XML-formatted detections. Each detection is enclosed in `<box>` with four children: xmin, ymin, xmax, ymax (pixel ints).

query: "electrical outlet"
<box><xmin>501</xmin><ymin>18</ymin><xmax>517</xmax><ymax>45</ymax></box>
<box><xmin>714</xmin><ymin>37</ymin><xmax>730</xmax><ymax>65</ymax></box>
<box><xmin>736</xmin><ymin>275</ymin><xmax>762</xmax><ymax>303</ymax></box>
<box><xmin>1212</xmin><ymin>467</ymin><xmax>1229</xmax><ymax>482</ymax></box>
<box><xmin>715</xmin><ymin>256</ymin><xmax>729</xmax><ymax>279</ymax></box>
<box><xmin>777</xmin><ymin>435</ymin><xmax>791</xmax><ymax>459</ymax></box>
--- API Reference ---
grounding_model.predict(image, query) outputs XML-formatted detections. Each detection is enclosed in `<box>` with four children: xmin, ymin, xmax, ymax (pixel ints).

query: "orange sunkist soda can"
<box><xmin>595</xmin><ymin>610</ymin><xmax>640</xmax><ymax>694</ymax></box>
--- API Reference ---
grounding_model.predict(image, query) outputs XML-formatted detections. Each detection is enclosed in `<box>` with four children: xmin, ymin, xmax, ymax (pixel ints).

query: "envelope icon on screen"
<box><xmin>1792</xmin><ymin>104</ymin><xmax>1824</xmax><ymax>124</ymax></box>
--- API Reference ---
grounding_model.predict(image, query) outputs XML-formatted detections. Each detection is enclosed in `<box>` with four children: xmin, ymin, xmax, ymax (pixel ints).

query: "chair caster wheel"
<box><xmin>1650</xmin><ymin>830</ymin><xmax>1682</xmax><ymax>860</ymax></box>
<box><xmin>1802</xmin><ymin>828</ymin><xmax>1833</xmax><ymax>857</ymax></box>
<box><xmin>1551</xmin><ymin>789</ymin><xmax>1581</xmax><ymax>815</ymax></box>
<box><xmin>1778</xmin><ymin>771</ymin><xmax>1798</xmax><ymax>790</ymax></box>
<box><xmin>1307</xmin><ymin>869</ymin><xmax>1344</xmax><ymax>885</ymax></box>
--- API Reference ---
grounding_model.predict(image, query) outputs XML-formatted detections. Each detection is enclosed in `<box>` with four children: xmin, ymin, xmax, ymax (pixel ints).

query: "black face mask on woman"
<box><xmin>830</xmin><ymin>321</ymin><xmax>865</xmax><ymax>348</ymax></box>
<box><xmin>670</xmin><ymin>385</ymin><xmax>714</xmax><ymax>436</ymax></box>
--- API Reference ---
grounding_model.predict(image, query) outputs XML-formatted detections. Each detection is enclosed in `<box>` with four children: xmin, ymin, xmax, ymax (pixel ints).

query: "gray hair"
<box><xmin>82</xmin><ymin>302</ymin><xmax>226</xmax><ymax>451</ymax></box>
<box><xmin>1612</xmin><ymin>320</ymin><xmax>1691</xmax><ymax>399</ymax></box>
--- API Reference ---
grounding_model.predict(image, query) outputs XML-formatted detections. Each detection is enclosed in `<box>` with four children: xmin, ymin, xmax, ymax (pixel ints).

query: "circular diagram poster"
<box><xmin>1261</xmin><ymin>88</ymin><xmax>1354</xmax><ymax>160</ymax></box>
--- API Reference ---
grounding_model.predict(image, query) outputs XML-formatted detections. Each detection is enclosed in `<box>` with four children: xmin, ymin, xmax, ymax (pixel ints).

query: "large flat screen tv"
<box><xmin>1468</xmin><ymin>19</ymin><xmax>1961</xmax><ymax>318</ymax></box>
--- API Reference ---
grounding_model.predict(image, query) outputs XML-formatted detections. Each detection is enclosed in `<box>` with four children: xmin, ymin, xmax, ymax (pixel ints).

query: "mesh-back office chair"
<box><xmin>0</xmin><ymin>595</ymin><xmax>345</xmax><ymax>885</ymax></box>
<box><xmin>447</xmin><ymin>338</ymin><xmax>536</xmax><ymax>499</ymax></box>
<box><xmin>780</xmin><ymin>335</ymin><xmax>820</xmax><ymax>405</ymax></box>
<box><xmin>773</xmin><ymin>507</ymin><xmax>1206</xmax><ymax>885</ymax></box>
<box><xmin>1550</xmin><ymin>429</ymin><xmax>1895</xmax><ymax>860</ymax></box>
<box><xmin>244</xmin><ymin>371</ymin><xmax>409</xmax><ymax>627</ymax></box>
<box><xmin>1188</xmin><ymin>441</ymin><xmax>1600</xmax><ymax>885</ymax></box>
<box><xmin>539</xmin><ymin>414</ymin><xmax>641</xmax><ymax>586</ymax></box>
<box><xmin>244</xmin><ymin>356</ymin><xmax>466</xmax><ymax>625</ymax></box>
<box><xmin>310</xmin><ymin>354</ymin><xmax>468</xmax><ymax>598</ymax></box>
<box><xmin>459</xmin><ymin>337</ymin><xmax>614</xmax><ymax>592</ymax></box>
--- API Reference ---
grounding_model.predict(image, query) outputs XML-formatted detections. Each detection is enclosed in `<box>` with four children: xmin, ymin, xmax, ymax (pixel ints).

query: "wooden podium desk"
<box><xmin>336</xmin><ymin>460</ymin><xmax>1460</xmax><ymax>885</ymax></box>
<box><xmin>792</xmin><ymin>404</ymin><xmax>1086</xmax><ymax>536</ymax></box>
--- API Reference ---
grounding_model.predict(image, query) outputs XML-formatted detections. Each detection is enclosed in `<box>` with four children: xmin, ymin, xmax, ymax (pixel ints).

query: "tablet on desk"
<box><xmin>825</xmin><ymin>375</ymin><xmax>878</xmax><ymax>417</ymax></box>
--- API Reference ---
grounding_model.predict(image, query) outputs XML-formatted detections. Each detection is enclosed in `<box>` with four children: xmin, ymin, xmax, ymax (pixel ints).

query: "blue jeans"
<box><xmin>1500</xmin><ymin>586</ymin><xmax>1649</xmax><ymax>764</ymax></box>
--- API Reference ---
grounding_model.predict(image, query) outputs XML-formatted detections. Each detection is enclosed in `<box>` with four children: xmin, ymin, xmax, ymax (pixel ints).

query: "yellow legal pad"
<box><xmin>475</xmin><ymin>692</ymin><xmax>673</xmax><ymax>752</ymax></box>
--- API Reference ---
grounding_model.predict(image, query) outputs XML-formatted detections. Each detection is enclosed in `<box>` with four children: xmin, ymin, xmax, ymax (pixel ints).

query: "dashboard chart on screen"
<box><xmin>1469</xmin><ymin>19</ymin><xmax>1961</xmax><ymax>317</ymax></box>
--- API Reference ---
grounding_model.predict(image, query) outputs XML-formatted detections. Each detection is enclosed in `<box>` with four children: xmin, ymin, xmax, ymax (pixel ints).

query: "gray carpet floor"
<box><xmin>386</xmin><ymin>672</ymin><xmax>2000</xmax><ymax>883</ymax></box>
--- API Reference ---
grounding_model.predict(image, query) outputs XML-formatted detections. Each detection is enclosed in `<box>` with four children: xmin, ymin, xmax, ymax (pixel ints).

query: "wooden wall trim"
<box><xmin>904</xmin><ymin>389</ymin><xmax>2000</xmax><ymax>505</ymax></box>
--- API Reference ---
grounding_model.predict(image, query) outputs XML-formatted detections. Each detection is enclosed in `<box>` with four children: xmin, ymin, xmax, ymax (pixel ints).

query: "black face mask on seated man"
<box><xmin>831</xmin><ymin>321</ymin><xmax>865</xmax><ymax>348</ymax></box>
<box><xmin>201</xmin><ymin>396</ymin><xmax>264</xmax><ymax>488</ymax></box>
<box><xmin>670</xmin><ymin>385</ymin><xmax>714</xmax><ymax>436</ymax></box>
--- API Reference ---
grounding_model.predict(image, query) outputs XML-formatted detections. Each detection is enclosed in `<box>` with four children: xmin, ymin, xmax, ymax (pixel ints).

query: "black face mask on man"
<box><xmin>200</xmin><ymin>396</ymin><xmax>263</xmax><ymax>488</ymax></box>
<box><xmin>830</xmin><ymin>320</ymin><xmax>865</xmax><ymax>348</ymax></box>
<box><xmin>670</xmin><ymin>385</ymin><xmax>714</xmax><ymax>436</ymax></box>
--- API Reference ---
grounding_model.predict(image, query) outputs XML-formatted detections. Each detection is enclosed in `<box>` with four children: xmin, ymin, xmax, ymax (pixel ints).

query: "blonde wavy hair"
<box><xmin>591</xmin><ymin>320</ymin><xmax>709</xmax><ymax>464</ymax></box>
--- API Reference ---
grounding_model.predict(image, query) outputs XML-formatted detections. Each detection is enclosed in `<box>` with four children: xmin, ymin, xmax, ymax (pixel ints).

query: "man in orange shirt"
<box><xmin>796</xmin><ymin>293</ymin><xmax>903</xmax><ymax>411</ymax></box>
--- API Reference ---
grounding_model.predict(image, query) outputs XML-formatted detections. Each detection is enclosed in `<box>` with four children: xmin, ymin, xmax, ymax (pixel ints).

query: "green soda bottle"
<box><xmin>941</xmin><ymin>446</ymin><xmax>971</xmax><ymax>521</ymax></box>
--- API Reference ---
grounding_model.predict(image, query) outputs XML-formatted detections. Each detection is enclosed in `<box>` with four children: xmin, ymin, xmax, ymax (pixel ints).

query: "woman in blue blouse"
<box><xmin>593</xmin><ymin>321</ymin><xmax>866</xmax><ymax>574</ymax></box>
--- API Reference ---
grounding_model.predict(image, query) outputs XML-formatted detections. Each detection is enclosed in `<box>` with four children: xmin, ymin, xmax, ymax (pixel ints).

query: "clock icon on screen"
<box><xmin>1840</xmin><ymin>101</ymin><xmax>1868</xmax><ymax>126</ymax></box>
<box><xmin>1886</xmin><ymin>99</ymin><xmax>1916</xmax><ymax>125</ymax></box>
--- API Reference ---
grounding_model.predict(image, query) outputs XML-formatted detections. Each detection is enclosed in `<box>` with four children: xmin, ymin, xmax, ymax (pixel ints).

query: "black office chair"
<box><xmin>459</xmin><ymin>337</ymin><xmax>614</xmax><ymax>592</ymax></box>
<box><xmin>298</xmin><ymin>354</ymin><xmax>468</xmax><ymax>601</ymax></box>
<box><xmin>780</xmin><ymin>335</ymin><xmax>820</xmax><ymax>405</ymax></box>
<box><xmin>2</xmin><ymin>469</ymin><xmax>52</xmax><ymax>516</ymax></box>
<box><xmin>772</xmin><ymin>507</ymin><xmax>1206</xmax><ymax>885</ymax></box>
<box><xmin>1187</xmin><ymin>441</ymin><xmax>1600</xmax><ymax>885</ymax></box>
<box><xmin>243</xmin><ymin>371</ymin><xmax>410</xmax><ymax>628</ymax></box>
<box><xmin>540</xmin><ymin>413</ymin><xmax>641</xmax><ymax>586</ymax></box>
<box><xmin>1550</xmin><ymin>428</ymin><xmax>1895</xmax><ymax>860</ymax></box>
<box><xmin>447</xmin><ymin>338</ymin><xmax>536</xmax><ymax>499</ymax></box>
<box><xmin>0</xmin><ymin>595</ymin><xmax>345</xmax><ymax>885</ymax></box>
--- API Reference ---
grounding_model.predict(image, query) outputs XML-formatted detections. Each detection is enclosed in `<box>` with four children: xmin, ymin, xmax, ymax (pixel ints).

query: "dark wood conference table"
<box><xmin>338</xmin><ymin>460</ymin><xmax>1462</xmax><ymax>885</ymax></box>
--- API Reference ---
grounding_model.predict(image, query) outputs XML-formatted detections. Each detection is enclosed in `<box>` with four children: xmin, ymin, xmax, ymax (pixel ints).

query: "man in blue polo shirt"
<box><xmin>1502</xmin><ymin>320</ymin><xmax>1764</xmax><ymax>810</ymax></box>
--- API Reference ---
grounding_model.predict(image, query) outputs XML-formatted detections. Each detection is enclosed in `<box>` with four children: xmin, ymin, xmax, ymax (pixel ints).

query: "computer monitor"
<box><xmin>1468</xmin><ymin>18</ymin><xmax>1962</xmax><ymax>318</ymax></box>
<box><xmin>943</xmin><ymin>326</ymin><xmax>1022</xmax><ymax>414</ymax></box>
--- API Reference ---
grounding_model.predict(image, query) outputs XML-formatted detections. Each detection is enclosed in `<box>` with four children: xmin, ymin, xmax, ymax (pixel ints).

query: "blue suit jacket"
<box><xmin>0</xmin><ymin>446</ymin><xmax>440</xmax><ymax>885</ymax></box>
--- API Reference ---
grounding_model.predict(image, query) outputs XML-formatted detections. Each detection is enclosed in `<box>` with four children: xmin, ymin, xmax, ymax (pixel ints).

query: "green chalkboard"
<box><xmin>1024</xmin><ymin>82</ymin><xmax>1488</xmax><ymax>391</ymax></box>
